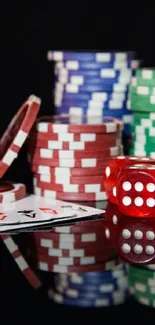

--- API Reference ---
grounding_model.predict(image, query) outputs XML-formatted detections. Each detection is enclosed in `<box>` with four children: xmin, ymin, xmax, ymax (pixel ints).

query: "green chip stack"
<box><xmin>129</xmin><ymin>68</ymin><xmax>155</xmax><ymax>157</ymax></box>
<box><xmin>128</xmin><ymin>264</ymin><xmax>155</xmax><ymax>307</ymax></box>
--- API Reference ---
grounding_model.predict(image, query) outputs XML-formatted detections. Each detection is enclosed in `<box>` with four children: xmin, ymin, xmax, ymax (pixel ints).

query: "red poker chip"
<box><xmin>1</xmin><ymin>235</ymin><xmax>41</xmax><ymax>289</ymax></box>
<box><xmin>34</xmin><ymin>185</ymin><xmax>108</xmax><ymax>201</ymax></box>
<box><xmin>33</xmin><ymin>177</ymin><xmax>105</xmax><ymax>193</ymax></box>
<box><xmin>28</xmin><ymin>155</ymin><xmax>118</xmax><ymax>168</ymax></box>
<box><xmin>27</xmin><ymin>147</ymin><xmax>122</xmax><ymax>160</ymax></box>
<box><xmin>27</xmin><ymin>137</ymin><xmax>123</xmax><ymax>152</ymax></box>
<box><xmin>33</xmin><ymin>115</ymin><xmax>124</xmax><ymax>134</ymax></box>
<box><xmin>0</xmin><ymin>182</ymin><xmax>26</xmax><ymax>203</ymax></box>
<box><xmin>28</xmin><ymin>235</ymin><xmax>110</xmax><ymax>250</ymax></box>
<box><xmin>29</xmin><ymin>130</ymin><xmax>122</xmax><ymax>143</ymax></box>
<box><xmin>31</xmin><ymin>164</ymin><xmax>107</xmax><ymax>176</ymax></box>
<box><xmin>30</xmin><ymin>257</ymin><xmax>120</xmax><ymax>273</ymax></box>
<box><xmin>0</xmin><ymin>95</ymin><xmax>40</xmax><ymax>178</ymax></box>
<box><xmin>34</xmin><ymin>173</ymin><xmax>105</xmax><ymax>185</ymax></box>
<box><xmin>31</xmin><ymin>231</ymin><xmax>107</xmax><ymax>243</ymax></box>
<box><xmin>0</xmin><ymin>182</ymin><xmax>14</xmax><ymax>192</ymax></box>
<box><xmin>27</xmin><ymin>243</ymin><xmax>114</xmax><ymax>257</ymax></box>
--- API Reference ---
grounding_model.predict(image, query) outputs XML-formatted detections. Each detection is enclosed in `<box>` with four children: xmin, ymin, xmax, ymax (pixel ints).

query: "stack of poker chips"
<box><xmin>27</xmin><ymin>115</ymin><xmax>124</xmax><ymax>202</ymax></box>
<box><xmin>129</xmin><ymin>264</ymin><xmax>155</xmax><ymax>307</ymax></box>
<box><xmin>48</xmin><ymin>267</ymin><xmax>129</xmax><ymax>307</ymax></box>
<box><xmin>47</xmin><ymin>50</ymin><xmax>141</xmax><ymax>137</ymax></box>
<box><xmin>129</xmin><ymin>68</ymin><xmax>155</xmax><ymax>157</ymax></box>
<box><xmin>26</xmin><ymin>201</ymin><xmax>130</xmax><ymax>307</ymax></box>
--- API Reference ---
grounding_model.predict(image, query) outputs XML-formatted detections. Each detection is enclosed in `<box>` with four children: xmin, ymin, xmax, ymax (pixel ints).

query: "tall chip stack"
<box><xmin>47</xmin><ymin>50</ymin><xmax>141</xmax><ymax>150</ymax></box>
<box><xmin>129</xmin><ymin>68</ymin><xmax>155</xmax><ymax>157</ymax></box>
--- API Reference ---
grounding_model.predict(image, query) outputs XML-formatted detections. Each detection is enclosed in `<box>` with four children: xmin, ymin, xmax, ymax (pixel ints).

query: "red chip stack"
<box><xmin>27</xmin><ymin>115</ymin><xmax>124</xmax><ymax>202</ymax></box>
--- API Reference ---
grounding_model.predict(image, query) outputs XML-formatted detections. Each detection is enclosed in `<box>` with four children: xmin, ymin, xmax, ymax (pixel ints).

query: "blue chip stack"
<box><xmin>48</xmin><ymin>264</ymin><xmax>129</xmax><ymax>307</ymax></box>
<box><xmin>47</xmin><ymin>50</ymin><xmax>141</xmax><ymax>136</ymax></box>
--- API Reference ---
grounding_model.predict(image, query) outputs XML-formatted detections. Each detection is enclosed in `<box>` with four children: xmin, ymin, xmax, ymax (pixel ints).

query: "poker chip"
<box><xmin>28</xmin><ymin>138</ymin><xmax>123</xmax><ymax>151</ymax></box>
<box><xmin>33</xmin><ymin>173</ymin><xmax>104</xmax><ymax>185</ymax></box>
<box><xmin>130</xmin><ymin>68</ymin><xmax>155</xmax><ymax>157</ymax></box>
<box><xmin>128</xmin><ymin>264</ymin><xmax>155</xmax><ymax>307</ymax></box>
<box><xmin>33</xmin><ymin>177</ymin><xmax>106</xmax><ymax>193</ymax></box>
<box><xmin>0</xmin><ymin>95</ymin><xmax>40</xmax><ymax>179</ymax></box>
<box><xmin>48</xmin><ymin>50</ymin><xmax>141</xmax><ymax>139</ymax></box>
<box><xmin>1</xmin><ymin>235</ymin><xmax>41</xmax><ymax>288</ymax></box>
<box><xmin>34</xmin><ymin>186</ymin><xmax>108</xmax><ymax>201</ymax></box>
<box><xmin>0</xmin><ymin>182</ymin><xmax>26</xmax><ymax>203</ymax></box>
<box><xmin>31</xmin><ymin>165</ymin><xmax>108</xmax><ymax>176</ymax></box>
<box><xmin>47</xmin><ymin>50</ymin><xmax>136</xmax><ymax>62</ymax></box>
<box><xmin>33</xmin><ymin>115</ymin><xmax>124</xmax><ymax>134</ymax></box>
<box><xmin>28</xmin><ymin>146</ymin><xmax>122</xmax><ymax>159</ymax></box>
<box><xmin>54</xmin><ymin>60</ymin><xmax>140</xmax><ymax>71</ymax></box>
<box><xmin>29</xmin><ymin>155</ymin><xmax>120</xmax><ymax>168</ymax></box>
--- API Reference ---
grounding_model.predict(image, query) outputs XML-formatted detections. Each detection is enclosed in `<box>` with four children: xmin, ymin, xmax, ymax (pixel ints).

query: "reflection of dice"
<box><xmin>116</xmin><ymin>164</ymin><xmax>155</xmax><ymax>218</ymax></box>
<box><xmin>104</xmin><ymin>202</ymin><xmax>121</xmax><ymax>247</ymax></box>
<box><xmin>117</xmin><ymin>217</ymin><xmax>155</xmax><ymax>264</ymax></box>
<box><xmin>104</xmin><ymin>156</ymin><xmax>154</xmax><ymax>204</ymax></box>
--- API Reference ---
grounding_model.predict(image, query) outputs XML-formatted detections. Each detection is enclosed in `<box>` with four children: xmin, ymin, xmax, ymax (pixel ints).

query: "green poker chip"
<box><xmin>131</xmin><ymin>93</ymin><xmax>155</xmax><ymax>112</ymax></box>
<box><xmin>131</xmin><ymin>125</ymin><xmax>155</xmax><ymax>135</ymax></box>
<box><xmin>137</xmin><ymin>68</ymin><xmax>155</xmax><ymax>87</ymax></box>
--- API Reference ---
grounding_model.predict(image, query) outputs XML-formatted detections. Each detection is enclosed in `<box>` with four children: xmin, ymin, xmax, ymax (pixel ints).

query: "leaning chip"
<box><xmin>0</xmin><ymin>94</ymin><xmax>41</xmax><ymax>178</ymax></box>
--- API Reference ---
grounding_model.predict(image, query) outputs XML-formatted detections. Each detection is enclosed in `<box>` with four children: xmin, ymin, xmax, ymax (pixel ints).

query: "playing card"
<box><xmin>0</xmin><ymin>194</ymin><xmax>105</xmax><ymax>233</ymax></box>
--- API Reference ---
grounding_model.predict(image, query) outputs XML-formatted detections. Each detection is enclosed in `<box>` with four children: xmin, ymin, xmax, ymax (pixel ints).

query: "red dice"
<box><xmin>104</xmin><ymin>201</ymin><xmax>122</xmax><ymax>247</ymax></box>
<box><xmin>104</xmin><ymin>156</ymin><xmax>154</xmax><ymax>204</ymax></box>
<box><xmin>117</xmin><ymin>216</ymin><xmax>155</xmax><ymax>264</ymax></box>
<box><xmin>104</xmin><ymin>202</ymin><xmax>155</xmax><ymax>264</ymax></box>
<box><xmin>116</xmin><ymin>164</ymin><xmax>155</xmax><ymax>217</ymax></box>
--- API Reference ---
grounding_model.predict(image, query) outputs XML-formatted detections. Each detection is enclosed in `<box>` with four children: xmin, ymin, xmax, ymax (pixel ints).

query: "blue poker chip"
<box><xmin>53</xmin><ymin>268</ymin><xmax>128</xmax><ymax>285</ymax></box>
<box><xmin>55</xmin><ymin>91</ymin><xmax>128</xmax><ymax>102</ymax></box>
<box><xmin>48</xmin><ymin>50</ymin><xmax>136</xmax><ymax>62</ymax></box>
<box><xmin>56</xmin><ymin>68</ymin><xmax>135</xmax><ymax>78</ymax></box>
<box><xmin>56</xmin><ymin>76</ymin><xmax>131</xmax><ymax>86</ymax></box>
<box><xmin>54</xmin><ymin>60</ymin><xmax>140</xmax><ymax>70</ymax></box>
<box><xmin>56</xmin><ymin>82</ymin><xmax>128</xmax><ymax>93</ymax></box>
<box><xmin>56</xmin><ymin>107</ymin><xmax>128</xmax><ymax>118</ymax></box>
<box><xmin>48</xmin><ymin>288</ymin><xmax>129</xmax><ymax>307</ymax></box>
<box><xmin>55</xmin><ymin>99</ymin><xmax>127</xmax><ymax>109</ymax></box>
<box><xmin>54</xmin><ymin>276</ymin><xmax>128</xmax><ymax>294</ymax></box>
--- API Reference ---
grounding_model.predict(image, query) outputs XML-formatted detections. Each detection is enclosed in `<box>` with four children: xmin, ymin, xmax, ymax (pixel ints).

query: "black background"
<box><xmin>1</xmin><ymin>2</ymin><xmax>155</xmax><ymax>323</ymax></box>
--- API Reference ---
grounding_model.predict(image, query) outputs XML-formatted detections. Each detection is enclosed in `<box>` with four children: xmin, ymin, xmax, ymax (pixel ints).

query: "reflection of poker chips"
<box><xmin>0</xmin><ymin>182</ymin><xmax>26</xmax><ymax>203</ymax></box>
<box><xmin>48</xmin><ymin>288</ymin><xmax>129</xmax><ymax>307</ymax></box>
<box><xmin>128</xmin><ymin>264</ymin><xmax>155</xmax><ymax>307</ymax></box>
<box><xmin>130</xmin><ymin>69</ymin><xmax>155</xmax><ymax>156</ymax></box>
<box><xmin>0</xmin><ymin>95</ymin><xmax>40</xmax><ymax>179</ymax></box>
<box><xmin>1</xmin><ymin>235</ymin><xmax>41</xmax><ymax>289</ymax></box>
<box><xmin>47</xmin><ymin>263</ymin><xmax>129</xmax><ymax>307</ymax></box>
